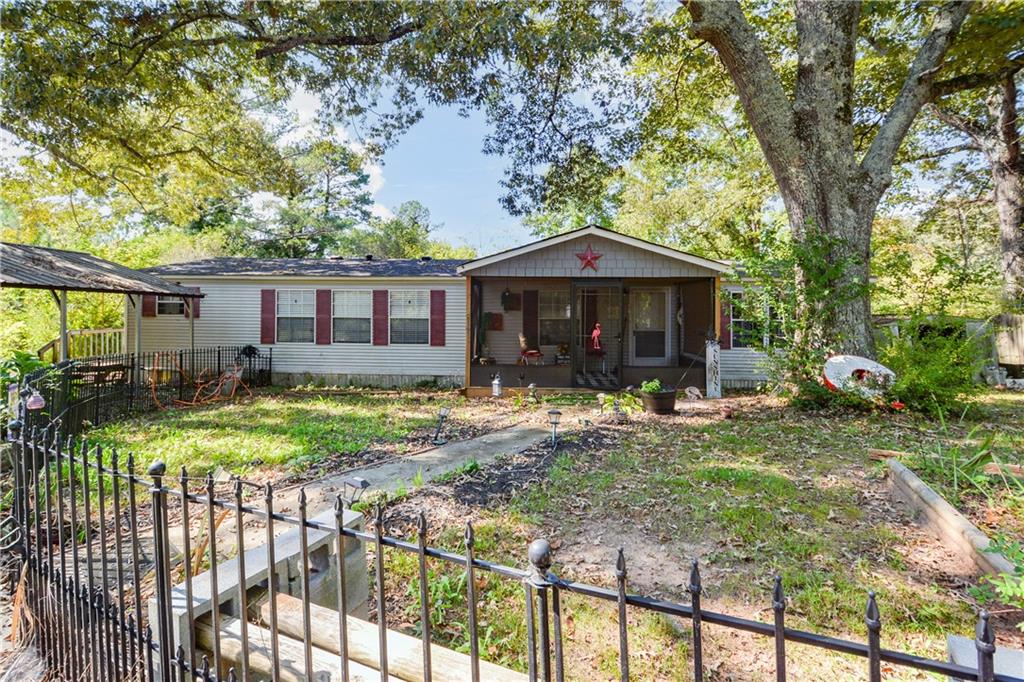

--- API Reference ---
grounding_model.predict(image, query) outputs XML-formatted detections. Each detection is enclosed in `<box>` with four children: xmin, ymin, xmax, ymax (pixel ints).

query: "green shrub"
<box><xmin>639</xmin><ymin>378</ymin><xmax>663</xmax><ymax>394</ymax></box>
<box><xmin>878</xmin><ymin>317</ymin><xmax>985</xmax><ymax>417</ymax></box>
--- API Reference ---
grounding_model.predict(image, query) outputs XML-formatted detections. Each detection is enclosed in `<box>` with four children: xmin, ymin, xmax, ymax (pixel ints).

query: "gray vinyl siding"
<box><xmin>126</xmin><ymin>277</ymin><xmax>466</xmax><ymax>386</ymax></box>
<box><xmin>721</xmin><ymin>348</ymin><xmax>771</xmax><ymax>388</ymax></box>
<box><xmin>467</xmin><ymin>235</ymin><xmax>721</xmax><ymax>279</ymax></box>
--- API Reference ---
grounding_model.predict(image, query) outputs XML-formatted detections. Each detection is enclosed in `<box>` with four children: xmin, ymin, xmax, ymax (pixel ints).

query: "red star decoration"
<box><xmin>576</xmin><ymin>244</ymin><xmax>602</xmax><ymax>272</ymax></box>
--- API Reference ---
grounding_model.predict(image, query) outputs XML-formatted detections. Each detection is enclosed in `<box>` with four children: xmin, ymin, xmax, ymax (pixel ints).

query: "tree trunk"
<box><xmin>991</xmin><ymin>78</ymin><xmax>1024</xmax><ymax>308</ymax></box>
<box><xmin>687</xmin><ymin>0</ymin><xmax>967</xmax><ymax>358</ymax></box>
<box><xmin>933</xmin><ymin>76</ymin><xmax>1023</xmax><ymax>310</ymax></box>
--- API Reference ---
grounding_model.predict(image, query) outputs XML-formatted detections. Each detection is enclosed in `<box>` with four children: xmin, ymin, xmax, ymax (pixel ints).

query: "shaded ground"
<box><xmin>366</xmin><ymin>392</ymin><xmax>1024</xmax><ymax>681</ymax></box>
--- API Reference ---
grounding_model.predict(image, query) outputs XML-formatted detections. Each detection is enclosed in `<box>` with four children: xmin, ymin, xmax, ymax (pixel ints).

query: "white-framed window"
<box><xmin>729</xmin><ymin>291</ymin><xmax>778</xmax><ymax>348</ymax></box>
<box><xmin>390</xmin><ymin>290</ymin><xmax>429</xmax><ymax>344</ymax></box>
<box><xmin>156</xmin><ymin>295</ymin><xmax>184</xmax><ymax>316</ymax></box>
<box><xmin>276</xmin><ymin>289</ymin><xmax>315</xmax><ymax>343</ymax></box>
<box><xmin>332</xmin><ymin>290</ymin><xmax>372</xmax><ymax>344</ymax></box>
<box><xmin>539</xmin><ymin>290</ymin><xmax>570</xmax><ymax>346</ymax></box>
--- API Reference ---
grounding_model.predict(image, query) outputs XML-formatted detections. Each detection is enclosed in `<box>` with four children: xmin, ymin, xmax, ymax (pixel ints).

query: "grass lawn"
<box><xmin>372</xmin><ymin>390</ymin><xmax>1024</xmax><ymax>680</ymax></box>
<box><xmin>88</xmin><ymin>388</ymin><xmax>467</xmax><ymax>476</ymax></box>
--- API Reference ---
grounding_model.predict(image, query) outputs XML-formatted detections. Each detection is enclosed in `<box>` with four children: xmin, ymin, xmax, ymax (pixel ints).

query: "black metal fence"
<box><xmin>13</xmin><ymin>346</ymin><xmax>272</xmax><ymax>437</ymax></box>
<box><xmin>3</xmin><ymin>425</ymin><xmax>1021</xmax><ymax>682</ymax></box>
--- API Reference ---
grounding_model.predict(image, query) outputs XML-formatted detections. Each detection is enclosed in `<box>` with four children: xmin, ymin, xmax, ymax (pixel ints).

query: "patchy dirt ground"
<box><xmin>362</xmin><ymin>393</ymin><xmax>1023</xmax><ymax>681</ymax></box>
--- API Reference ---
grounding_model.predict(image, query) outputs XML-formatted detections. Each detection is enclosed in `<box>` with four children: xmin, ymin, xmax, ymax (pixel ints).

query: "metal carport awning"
<box><xmin>1</xmin><ymin>242</ymin><xmax>203</xmax><ymax>361</ymax></box>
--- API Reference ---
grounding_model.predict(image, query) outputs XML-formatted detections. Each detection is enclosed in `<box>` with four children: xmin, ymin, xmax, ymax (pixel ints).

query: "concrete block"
<box><xmin>947</xmin><ymin>634</ymin><xmax>1023</xmax><ymax>680</ymax></box>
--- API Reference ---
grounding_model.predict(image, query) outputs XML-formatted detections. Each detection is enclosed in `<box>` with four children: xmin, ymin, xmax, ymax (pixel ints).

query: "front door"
<box><xmin>571</xmin><ymin>282</ymin><xmax>622</xmax><ymax>389</ymax></box>
<box><xmin>629</xmin><ymin>288</ymin><xmax>671</xmax><ymax>366</ymax></box>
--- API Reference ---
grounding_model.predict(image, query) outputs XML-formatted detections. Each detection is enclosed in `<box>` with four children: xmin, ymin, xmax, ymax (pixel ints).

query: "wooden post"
<box><xmin>59</xmin><ymin>289</ymin><xmax>69</xmax><ymax>362</ymax></box>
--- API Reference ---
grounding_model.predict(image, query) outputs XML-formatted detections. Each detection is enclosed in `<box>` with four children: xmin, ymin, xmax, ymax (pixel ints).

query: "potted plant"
<box><xmin>638</xmin><ymin>378</ymin><xmax>677</xmax><ymax>414</ymax></box>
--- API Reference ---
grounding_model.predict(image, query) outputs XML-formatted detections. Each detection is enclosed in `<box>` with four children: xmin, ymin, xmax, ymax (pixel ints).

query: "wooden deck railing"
<box><xmin>36</xmin><ymin>327</ymin><xmax>124</xmax><ymax>362</ymax></box>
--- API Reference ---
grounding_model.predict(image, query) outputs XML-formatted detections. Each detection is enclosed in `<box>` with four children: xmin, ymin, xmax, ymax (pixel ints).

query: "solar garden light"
<box><xmin>547</xmin><ymin>409</ymin><xmax>562</xmax><ymax>448</ymax></box>
<box><xmin>432</xmin><ymin>405</ymin><xmax>452</xmax><ymax>446</ymax></box>
<box><xmin>613</xmin><ymin>399</ymin><xmax>627</xmax><ymax>424</ymax></box>
<box><xmin>341</xmin><ymin>476</ymin><xmax>371</xmax><ymax>507</ymax></box>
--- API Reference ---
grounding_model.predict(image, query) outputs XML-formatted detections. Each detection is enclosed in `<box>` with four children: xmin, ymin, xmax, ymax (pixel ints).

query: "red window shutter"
<box><xmin>141</xmin><ymin>295</ymin><xmax>156</xmax><ymax>317</ymax></box>
<box><xmin>372</xmin><ymin>290</ymin><xmax>389</xmax><ymax>345</ymax></box>
<box><xmin>719</xmin><ymin>293</ymin><xmax>732</xmax><ymax>350</ymax></box>
<box><xmin>430</xmin><ymin>290</ymin><xmax>446</xmax><ymax>346</ymax></box>
<box><xmin>522</xmin><ymin>290</ymin><xmax>539</xmax><ymax>346</ymax></box>
<box><xmin>315</xmin><ymin>289</ymin><xmax>332</xmax><ymax>345</ymax></box>
<box><xmin>184</xmin><ymin>287</ymin><xmax>201</xmax><ymax>318</ymax></box>
<box><xmin>260</xmin><ymin>289</ymin><xmax>276</xmax><ymax>344</ymax></box>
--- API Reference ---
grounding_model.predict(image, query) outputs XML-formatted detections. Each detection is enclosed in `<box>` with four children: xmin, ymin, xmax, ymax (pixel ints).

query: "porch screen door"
<box><xmin>630</xmin><ymin>288</ymin><xmax>670</xmax><ymax>365</ymax></box>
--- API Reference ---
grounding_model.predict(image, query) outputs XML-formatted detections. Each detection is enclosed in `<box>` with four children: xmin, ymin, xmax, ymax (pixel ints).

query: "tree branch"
<box><xmin>685</xmin><ymin>0</ymin><xmax>804</xmax><ymax>194</ymax></box>
<box><xmin>860</xmin><ymin>1</ymin><xmax>971</xmax><ymax>194</ymax></box>
<box><xmin>902</xmin><ymin>142</ymin><xmax>981</xmax><ymax>162</ymax></box>
<box><xmin>252</xmin><ymin>19</ymin><xmax>425</xmax><ymax>58</ymax></box>
<box><xmin>931</xmin><ymin>54</ymin><xmax>1024</xmax><ymax>99</ymax></box>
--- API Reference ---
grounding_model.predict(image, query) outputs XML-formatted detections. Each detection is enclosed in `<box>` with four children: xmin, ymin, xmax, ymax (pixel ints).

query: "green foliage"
<box><xmin>0</xmin><ymin>350</ymin><xmax>47</xmax><ymax>419</ymax></box>
<box><xmin>338</xmin><ymin>201</ymin><xmax>475</xmax><ymax>259</ymax></box>
<box><xmin>737</xmin><ymin>224</ymin><xmax>870</xmax><ymax>402</ymax></box>
<box><xmin>878</xmin><ymin>318</ymin><xmax>986</xmax><ymax>417</ymax></box>
<box><xmin>598</xmin><ymin>391</ymin><xmax>643</xmax><ymax>415</ymax></box>
<box><xmin>980</xmin><ymin>536</ymin><xmax>1024</xmax><ymax>632</ymax></box>
<box><xmin>639</xmin><ymin>378</ymin><xmax>663</xmax><ymax>394</ymax></box>
<box><xmin>433</xmin><ymin>459</ymin><xmax>481</xmax><ymax>485</ymax></box>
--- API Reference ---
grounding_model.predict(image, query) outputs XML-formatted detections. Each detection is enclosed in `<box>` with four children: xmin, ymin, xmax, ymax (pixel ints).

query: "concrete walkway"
<box><xmin>295</xmin><ymin>422</ymin><xmax>550</xmax><ymax>518</ymax></box>
<box><xmin>166</xmin><ymin>423</ymin><xmax>550</xmax><ymax>557</ymax></box>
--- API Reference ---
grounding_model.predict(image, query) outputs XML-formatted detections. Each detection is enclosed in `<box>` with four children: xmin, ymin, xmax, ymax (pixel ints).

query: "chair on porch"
<box><xmin>518</xmin><ymin>332</ymin><xmax>544</xmax><ymax>365</ymax></box>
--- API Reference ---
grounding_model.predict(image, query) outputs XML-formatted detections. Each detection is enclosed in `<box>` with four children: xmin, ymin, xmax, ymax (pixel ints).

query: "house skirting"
<box><xmin>272</xmin><ymin>371</ymin><xmax>464</xmax><ymax>388</ymax></box>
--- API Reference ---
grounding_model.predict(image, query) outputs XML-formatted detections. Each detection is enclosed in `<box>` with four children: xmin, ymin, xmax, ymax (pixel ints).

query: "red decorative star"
<box><xmin>576</xmin><ymin>244</ymin><xmax>602</xmax><ymax>272</ymax></box>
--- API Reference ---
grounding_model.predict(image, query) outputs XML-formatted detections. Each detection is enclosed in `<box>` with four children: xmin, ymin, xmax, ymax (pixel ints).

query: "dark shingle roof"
<box><xmin>145</xmin><ymin>257</ymin><xmax>465</xmax><ymax>278</ymax></box>
<box><xmin>1</xmin><ymin>242</ymin><xmax>201</xmax><ymax>297</ymax></box>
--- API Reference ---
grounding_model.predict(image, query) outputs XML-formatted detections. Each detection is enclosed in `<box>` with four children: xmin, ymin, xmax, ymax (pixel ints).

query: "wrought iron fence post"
<box><xmin>617</xmin><ymin>548</ymin><xmax>629</xmax><ymax>682</ymax></box>
<box><xmin>689</xmin><ymin>559</ymin><xmax>703</xmax><ymax>682</ymax></box>
<box><xmin>975</xmin><ymin>610</ymin><xmax>995</xmax><ymax>682</ymax></box>
<box><xmin>465</xmin><ymin>522</ymin><xmax>481</xmax><ymax>682</ymax></box>
<box><xmin>149</xmin><ymin>461</ymin><xmax>173</xmax><ymax>679</ymax></box>
<box><xmin>772</xmin><ymin>576</ymin><xmax>786</xmax><ymax>682</ymax></box>
<box><xmin>526</xmin><ymin>538</ymin><xmax>563</xmax><ymax>682</ymax></box>
<box><xmin>865</xmin><ymin>592</ymin><xmax>881</xmax><ymax>682</ymax></box>
<box><xmin>177</xmin><ymin>350</ymin><xmax>185</xmax><ymax>402</ymax></box>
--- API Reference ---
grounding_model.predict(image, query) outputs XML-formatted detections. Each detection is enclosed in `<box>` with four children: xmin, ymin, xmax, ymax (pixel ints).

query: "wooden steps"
<box><xmin>195</xmin><ymin>617</ymin><xmax>401</xmax><ymax>682</ymax></box>
<box><xmin>262</xmin><ymin>594</ymin><xmax>528</xmax><ymax>682</ymax></box>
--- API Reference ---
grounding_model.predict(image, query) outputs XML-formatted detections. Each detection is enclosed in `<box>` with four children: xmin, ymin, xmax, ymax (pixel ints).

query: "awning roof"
<box><xmin>1</xmin><ymin>242</ymin><xmax>202</xmax><ymax>297</ymax></box>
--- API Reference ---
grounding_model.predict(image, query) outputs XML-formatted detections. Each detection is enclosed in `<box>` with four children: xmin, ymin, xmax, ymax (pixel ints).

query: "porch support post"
<box><xmin>58</xmin><ymin>289</ymin><xmax>69</xmax><ymax>362</ymax></box>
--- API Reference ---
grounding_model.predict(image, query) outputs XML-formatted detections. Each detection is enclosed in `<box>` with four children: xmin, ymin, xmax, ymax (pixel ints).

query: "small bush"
<box><xmin>878</xmin><ymin>318</ymin><xmax>985</xmax><ymax>416</ymax></box>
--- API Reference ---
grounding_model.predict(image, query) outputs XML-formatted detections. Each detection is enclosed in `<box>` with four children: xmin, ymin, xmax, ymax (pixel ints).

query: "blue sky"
<box><xmin>278</xmin><ymin>88</ymin><xmax>534</xmax><ymax>254</ymax></box>
<box><xmin>371</xmin><ymin>106</ymin><xmax>533</xmax><ymax>253</ymax></box>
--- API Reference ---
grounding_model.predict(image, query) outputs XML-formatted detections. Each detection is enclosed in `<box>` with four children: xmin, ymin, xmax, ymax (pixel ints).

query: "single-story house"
<box><xmin>132</xmin><ymin>225</ymin><xmax>771</xmax><ymax>392</ymax></box>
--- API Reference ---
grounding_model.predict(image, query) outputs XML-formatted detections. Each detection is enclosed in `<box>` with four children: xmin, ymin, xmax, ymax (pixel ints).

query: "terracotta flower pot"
<box><xmin>640</xmin><ymin>389</ymin><xmax>677</xmax><ymax>414</ymax></box>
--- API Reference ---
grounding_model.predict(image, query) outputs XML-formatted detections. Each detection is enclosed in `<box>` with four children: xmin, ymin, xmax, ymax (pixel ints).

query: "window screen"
<box><xmin>333</xmin><ymin>290</ymin><xmax>372</xmax><ymax>343</ymax></box>
<box><xmin>277</xmin><ymin>289</ymin><xmax>315</xmax><ymax>343</ymax></box>
<box><xmin>539</xmin><ymin>290</ymin><xmax>570</xmax><ymax>346</ymax></box>
<box><xmin>156</xmin><ymin>295</ymin><xmax>184</xmax><ymax>316</ymax></box>
<box><xmin>390</xmin><ymin>290</ymin><xmax>429</xmax><ymax>344</ymax></box>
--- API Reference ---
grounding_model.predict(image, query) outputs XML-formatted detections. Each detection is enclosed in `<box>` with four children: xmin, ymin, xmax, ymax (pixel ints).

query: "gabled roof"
<box><xmin>0</xmin><ymin>242</ymin><xmax>202</xmax><ymax>297</ymax></box>
<box><xmin>457</xmin><ymin>225</ymin><xmax>729</xmax><ymax>274</ymax></box>
<box><xmin>146</xmin><ymin>257</ymin><xmax>464</xmax><ymax>278</ymax></box>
